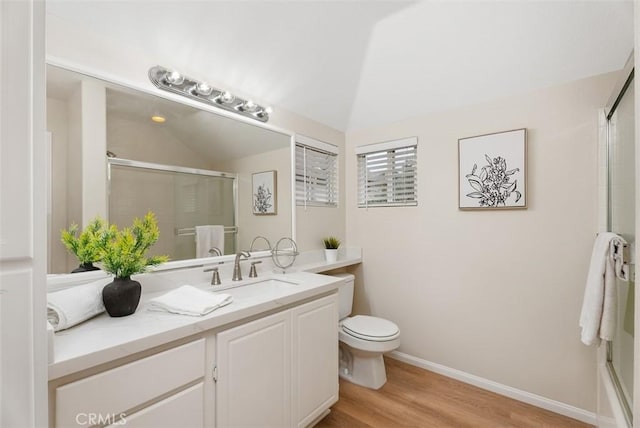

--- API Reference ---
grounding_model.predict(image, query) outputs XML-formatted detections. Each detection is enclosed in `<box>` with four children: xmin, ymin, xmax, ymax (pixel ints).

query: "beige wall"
<box><xmin>108</xmin><ymin>115</ymin><xmax>214</xmax><ymax>170</ymax></box>
<box><xmin>273</xmin><ymin>109</ymin><xmax>346</xmax><ymax>250</ymax></box>
<box><xmin>345</xmin><ymin>72</ymin><xmax>619</xmax><ymax>411</ymax></box>
<box><xmin>225</xmin><ymin>147</ymin><xmax>292</xmax><ymax>251</ymax></box>
<box><xmin>48</xmin><ymin>80</ymin><xmax>107</xmax><ymax>272</ymax></box>
<box><xmin>47</xmin><ymin>97</ymin><xmax>71</xmax><ymax>273</ymax></box>
<box><xmin>80</xmin><ymin>80</ymin><xmax>107</xmax><ymax>225</ymax></box>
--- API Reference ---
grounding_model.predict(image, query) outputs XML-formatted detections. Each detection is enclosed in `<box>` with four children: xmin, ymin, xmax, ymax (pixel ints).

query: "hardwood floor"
<box><xmin>316</xmin><ymin>357</ymin><xmax>592</xmax><ymax>428</ymax></box>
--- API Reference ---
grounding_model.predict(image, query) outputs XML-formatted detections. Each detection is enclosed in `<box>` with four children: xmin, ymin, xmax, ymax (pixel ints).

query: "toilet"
<box><xmin>334</xmin><ymin>273</ymin><xmax>400</xmax><ymax>390</ymax></box>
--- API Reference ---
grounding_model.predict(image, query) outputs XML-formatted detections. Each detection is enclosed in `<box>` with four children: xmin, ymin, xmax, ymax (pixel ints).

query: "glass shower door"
<box><xmin>607</xmin><ymin>72</ymin><xmax>635</xmax><ymax>425</ymax></box>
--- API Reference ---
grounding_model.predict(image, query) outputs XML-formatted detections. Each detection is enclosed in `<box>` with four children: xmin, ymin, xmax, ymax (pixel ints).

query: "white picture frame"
<box><xmin>252</xmin><ymin>170</ymin><xmax>277</xmax><ymax>215</ymax></box>
<box><xmin>458</xmin><ymin>128</ymin><xmax>527</xmax><ymax>210</ymax></box>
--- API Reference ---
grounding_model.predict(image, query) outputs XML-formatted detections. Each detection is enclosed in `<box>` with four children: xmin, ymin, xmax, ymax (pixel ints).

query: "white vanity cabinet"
<box><xmin>50</xmin><ymin>288</ymin><xmax>339</xmax><ymax>428</ymax></box>
<box><xmin>214</xmin><ymin>294</ymin><xmax>339</xmax><ymax>428</ymax></box>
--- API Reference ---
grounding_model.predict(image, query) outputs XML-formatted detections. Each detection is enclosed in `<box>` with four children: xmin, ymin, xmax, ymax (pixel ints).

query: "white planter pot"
<box><xmin>324</xmin><ymin>249</ymin><xmax>338</xmax><ymax>263</ymax></box>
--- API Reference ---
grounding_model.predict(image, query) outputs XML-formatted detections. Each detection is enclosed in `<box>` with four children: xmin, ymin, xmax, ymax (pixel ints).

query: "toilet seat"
<box><xmin>342</xmin><ymin>315</ymin><xmax>400</xmax><ymax>342</ymax></box>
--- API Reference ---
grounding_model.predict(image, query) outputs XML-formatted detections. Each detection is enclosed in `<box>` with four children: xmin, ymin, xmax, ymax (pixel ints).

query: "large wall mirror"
<box><xmin>46</xmin><ymin>65</ymin><xmax>293</xmax><ymax>274</ymax></box>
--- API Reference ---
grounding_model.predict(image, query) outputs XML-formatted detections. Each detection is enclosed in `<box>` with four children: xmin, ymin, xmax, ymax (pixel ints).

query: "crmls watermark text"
<box><xmin>75</xmin><ymin>413</ymin><xmax>127</xmax><ymax>426</ymax></box>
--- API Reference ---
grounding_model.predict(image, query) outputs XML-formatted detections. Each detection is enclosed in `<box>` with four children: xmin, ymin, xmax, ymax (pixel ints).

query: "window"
<box><xmin>357</xmin><ymin>137</ymin><xmax>417</xmax><ymax>207</ymax></box>
<box><xmin>295</xmin><ymin>135</ymin><xmax>339</xmax><ymax>207</ymax></box>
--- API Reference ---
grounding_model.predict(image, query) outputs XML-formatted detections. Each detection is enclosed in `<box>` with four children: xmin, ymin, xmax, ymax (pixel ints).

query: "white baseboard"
<box><xmin>388</xmin><ymin>351</ymin><xmax>596</xmax><ymax>425</ymax></box>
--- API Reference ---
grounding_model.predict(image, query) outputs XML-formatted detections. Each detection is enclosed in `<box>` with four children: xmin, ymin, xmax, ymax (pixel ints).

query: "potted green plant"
<box><xmin>322</xmin><ymin>236</ymin><xmax>341</xmax><ymax>263</ymax></box>
<box><xmin>100</xmin><ymin>212</ymin><xmax>168</xmax><ymax>317</ymax></box>
<box><xmin>61</xmin><ymin>217</ymin><xmax>111</xmax><ymax>273</ymax></box>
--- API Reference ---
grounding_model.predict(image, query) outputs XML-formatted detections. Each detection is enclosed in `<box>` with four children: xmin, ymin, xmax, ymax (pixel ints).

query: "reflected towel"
<box><xmin>148</xmin><ymin>285</ymin><xmax>233</xmax><ymax>316</ymax></box>
<box><xmin>47</xmin><ymin>277</ymin><xmax>111</xmax><ymax>332</ymax></box>
<box><xmin>579</xmin><ymin>232</ymin><xmax>628</xmax><ymax>345</ymax></box>
<box><xmin>195</xmin><ymin>225</ymin><xmax>225</xmax><ymax>258</ymax></box>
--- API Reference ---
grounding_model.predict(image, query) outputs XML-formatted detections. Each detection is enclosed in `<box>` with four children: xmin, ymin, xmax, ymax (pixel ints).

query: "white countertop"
<box><xmin>48</xmin><ymin>248</ymin><xmax>361</xmax><ymax>381</ymax></box>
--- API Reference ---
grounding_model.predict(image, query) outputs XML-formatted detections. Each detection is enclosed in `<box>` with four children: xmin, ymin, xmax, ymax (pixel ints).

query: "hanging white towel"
<box><xmin>579</xmin><ymin>232</ymin><xmax>628</xmax><ymax>346</ymax></box>
<box><xmin>195</xmin><ymin>225</ymin><xmax>224</xmax><ymax>258</ymax></box>
<box><xmin>47</xmin><ymin>277</ymin><xmax>112</xmax><ymax>332</ymax></box>
<box><xmin>147</xmin><ymin>285</ymin><xmax>233</xmax><ymax>316</ymax></box>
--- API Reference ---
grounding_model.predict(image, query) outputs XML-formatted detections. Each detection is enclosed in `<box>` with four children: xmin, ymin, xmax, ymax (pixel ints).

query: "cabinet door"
<box><xmin>291</xmin><ymin>294</ymin><xmax>339</xmax><ymax>427</ymax></box>
<box><xmin>216</xmin><ymin>310</ymin><xmax>291</xmax><ymax>428</ymax></box>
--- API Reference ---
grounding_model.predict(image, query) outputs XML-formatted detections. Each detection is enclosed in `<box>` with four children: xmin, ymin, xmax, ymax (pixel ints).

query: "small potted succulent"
<box><xmin>322</xmin><ymin>236</ymin><xmax>341</xmax><ymax>263</ymax></box>
<box><xmin>61</xmin><ymin>217</ymin><xmax>111</xmax><ymax>273</ymax></box>
<box><xmin>100</xmin><ymin>212</ymin><xmax>168</xmax><ymax>317</ymax></box>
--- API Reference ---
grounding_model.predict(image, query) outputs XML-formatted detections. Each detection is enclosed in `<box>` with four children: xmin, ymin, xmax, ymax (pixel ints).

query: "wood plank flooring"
<box><xmin>316</xmin><ymin>357</ymin><xmax>592</xmax><ymax>428</ymax></box>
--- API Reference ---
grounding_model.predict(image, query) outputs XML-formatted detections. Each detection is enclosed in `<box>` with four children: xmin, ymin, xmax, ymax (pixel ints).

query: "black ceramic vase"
<box><xmin>102</xmin><ymin>277</ymin><xmax>142</xmax><ymax>317</ymax></box>
<box><xmin>71</xmin><ymin>262</ymin><xmax>101</xmax><ymax>273</ymax></box>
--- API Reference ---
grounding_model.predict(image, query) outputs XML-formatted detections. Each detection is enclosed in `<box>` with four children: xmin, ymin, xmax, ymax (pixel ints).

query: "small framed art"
<box><xmin>252</xmin><ymin>170</ymin><xmax>277</xmax><ymax>215</ymax></box>
<box><xmin>458</xmin><ymin>128</ymin><xmax>527</xmax><ymax>210</ymax></box>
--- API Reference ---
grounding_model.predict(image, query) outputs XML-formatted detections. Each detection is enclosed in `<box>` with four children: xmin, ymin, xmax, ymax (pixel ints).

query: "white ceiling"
<box><xmin>46</xmin><ymin>0</ymin><xmax>634</xmax><ymax>132</ymax></box>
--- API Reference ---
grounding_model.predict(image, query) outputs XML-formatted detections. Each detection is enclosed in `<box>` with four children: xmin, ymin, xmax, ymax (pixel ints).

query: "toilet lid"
<box><xmin>342</xmin><ymin>315</ymin><xmax>399</xmax><ymax>340</ymax></box>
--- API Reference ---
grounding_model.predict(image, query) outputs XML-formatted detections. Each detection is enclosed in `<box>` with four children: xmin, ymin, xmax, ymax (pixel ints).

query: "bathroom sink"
<box><xmin>216</xmin><ymin>278</ymin><xmax>299</xmax><ymax>301</ymax></box>
<box><xmin>212</xmin><ymin>277</ymin><xmax>298</xmax><ymax>293</ymax></box>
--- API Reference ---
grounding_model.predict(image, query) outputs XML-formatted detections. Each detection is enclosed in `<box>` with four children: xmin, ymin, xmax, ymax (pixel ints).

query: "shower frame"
<box><xmin>604</xmin><ymin>53</ymin><xmax>635</xmax><ymax>427</ymax></box>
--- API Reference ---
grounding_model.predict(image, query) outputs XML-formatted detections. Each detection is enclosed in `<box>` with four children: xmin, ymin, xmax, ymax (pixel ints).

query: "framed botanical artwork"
<box><xmin>252</xmin><ymin>170</ymin><xmax>277</xmax><ymax>215</ymax></box>
<box><xmin>458</xmin><ymin>128</ymin><xmax>527</xmax><ymax>210</ymax></box>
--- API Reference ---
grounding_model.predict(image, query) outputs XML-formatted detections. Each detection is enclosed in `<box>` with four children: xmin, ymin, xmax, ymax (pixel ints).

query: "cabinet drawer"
<box><xmin>105</xmin><ymin>382</ymin><xmax>204</xmax><ymax>428</ymax></box>
<box><xmin>56</xmin><ymin>339</ymin><xmax>205</xmax><ymax>427</ymax></box>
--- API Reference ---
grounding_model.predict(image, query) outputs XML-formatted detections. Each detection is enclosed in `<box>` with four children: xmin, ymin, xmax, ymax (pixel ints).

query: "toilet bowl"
<box><xmin>333</xmin><ymin>274</ymin><xmax>400</xmax><ymax>390</ymax></box>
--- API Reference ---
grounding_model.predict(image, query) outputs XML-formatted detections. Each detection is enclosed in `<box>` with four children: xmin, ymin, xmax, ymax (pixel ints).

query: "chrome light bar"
<box><xmin>148</xmin><ymin>65</ymin><xmax>272</xmax><ymax>123</ymax></box>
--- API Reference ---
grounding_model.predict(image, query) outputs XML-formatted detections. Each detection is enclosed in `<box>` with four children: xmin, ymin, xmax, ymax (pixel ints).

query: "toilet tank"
<box><xmin>332</xmin><ymin>273</ymin><xmax>354</xmax><ymax>320</ymax></box>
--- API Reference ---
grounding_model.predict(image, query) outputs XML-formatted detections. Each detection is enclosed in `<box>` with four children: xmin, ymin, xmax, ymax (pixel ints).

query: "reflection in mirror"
<box><xmin>46</xmin><ymin>65</ymin><xmax>293</xmax><ymax>274</ymax></box>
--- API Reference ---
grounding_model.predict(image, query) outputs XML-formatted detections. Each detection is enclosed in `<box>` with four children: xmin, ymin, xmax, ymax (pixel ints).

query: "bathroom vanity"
<box><xmin>47</xmin><ymin>269</ymin><xmax>349</xmax><ymax>428</ymax></box>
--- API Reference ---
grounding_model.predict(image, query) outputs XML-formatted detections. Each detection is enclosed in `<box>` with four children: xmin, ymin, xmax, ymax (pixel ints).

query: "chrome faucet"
<box><xmin>208</xmin><ymin>247</ymin><xmax>222</xmax><ymax>257</ymax></box>
<box><xmin>232</xmin><ymin>251</ymin><xmax>251</xmax><ymax>281</ymax></box>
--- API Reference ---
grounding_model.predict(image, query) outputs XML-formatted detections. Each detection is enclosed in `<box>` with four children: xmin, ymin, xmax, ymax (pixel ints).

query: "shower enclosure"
<box><xmin>602</xmin><ymin>55</ymin><xmax>635</xmax><ymax>427</ymax></box>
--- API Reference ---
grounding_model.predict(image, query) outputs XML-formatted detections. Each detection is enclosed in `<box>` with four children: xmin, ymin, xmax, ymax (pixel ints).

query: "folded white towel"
<box><xmin>579</xmin><ymin>232</ymin><xmax>628</xmax><ymax>345</ymax></box>
<box><xmin>148</xmin><ymin>285</ymin><xmax>233</xmax><ymax>316</ymax></box>
<box><xmin>47</xmin><ymin>277</ymin><xmax>111</xmax><ymax>332</ymax></box>
<box><xmin>195</xmin><ymin>225</ymin><xmax>225</xmax><ymax>258</ymax></box>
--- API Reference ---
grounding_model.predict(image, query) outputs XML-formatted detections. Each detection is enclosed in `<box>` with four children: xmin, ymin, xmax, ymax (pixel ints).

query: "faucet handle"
<box><xmin>249</xmin><ymin>261</ymin><xmax>262</xmax><ymax>278</ymax></box>
<box><xmin>204</xmin><ymin>266</ymin><xmax>221</xmax><ymax>285</ymax></box>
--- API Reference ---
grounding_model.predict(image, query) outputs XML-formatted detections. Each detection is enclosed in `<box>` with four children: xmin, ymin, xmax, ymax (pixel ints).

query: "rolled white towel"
<box><xmin>148</xmin><ymin>285</ymin><xmax>233</xmax><ymax>316</ymax></box>
<box><xmin>579</xmin><ymin>232</ymin><xmax>627</xmax><ymax>345</ymax></box>
<box><xmin>47</xmin><ymin>277</ymin><xmax>111</xmax><ymax>332</ymax></box>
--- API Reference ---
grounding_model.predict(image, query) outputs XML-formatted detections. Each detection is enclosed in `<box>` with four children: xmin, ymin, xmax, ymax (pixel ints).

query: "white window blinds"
<box><xmin>357</xmin><ymin>137</ymin><xmax>418</xmax><ymax>207</ymax></box>
<box><xmin>295</xmin><ymin>135</ymin><xmax>338</xmax><ymax>207</ymax></box>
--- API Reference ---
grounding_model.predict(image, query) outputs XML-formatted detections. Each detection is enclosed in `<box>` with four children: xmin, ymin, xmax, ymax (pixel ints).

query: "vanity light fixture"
<box><xmin>148</xmin><ymin>65</ymin><xmax>272</xmax><ymax>123</ymax></box>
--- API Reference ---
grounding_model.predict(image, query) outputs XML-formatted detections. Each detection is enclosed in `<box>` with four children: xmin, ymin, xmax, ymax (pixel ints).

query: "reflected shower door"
<box><xmin>607</xmin><ymin>74</ymin><xmax>635</xmax><ymax>424</ymax></box>
<box><xmin>109</xmin><ymin>163</ymin><xmax>236</xmax><ymax>261</ymax></box>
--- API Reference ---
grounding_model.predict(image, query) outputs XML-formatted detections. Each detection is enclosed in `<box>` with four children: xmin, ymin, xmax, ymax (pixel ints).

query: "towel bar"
<box><xmin>175</xmin><ymin>226</ymin><xmax>238</xmax><ymax>236</ymax></box>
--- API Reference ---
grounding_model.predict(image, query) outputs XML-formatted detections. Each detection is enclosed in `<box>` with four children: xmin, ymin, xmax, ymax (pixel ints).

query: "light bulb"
<box><xmin>218</xmin><ymin>91</ymin><xmax>235</xmax><ymax>104</ymax></box>
<box><xmin>151</xmin><ymin>115</ymin><xmax>166</xmax><ymax>123</ymax></box>
<box><xmin>164</xmin><ymin>70</ymin><xmax>184</xmax><ymax>85</ymax></box>
<box><xmin>194</xmin><ymin>82</ymin><xmax>213</xmax><ymax>96</ymax></box>
<box><xmin>242</xmin><ymin>100</ymin><xmax>258</xmax><ymax>112</ymax></box>
<box><xmin>256</xmin><ymin>106</ymin><xmax>273</xmax><ymax>118</ymax></box>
